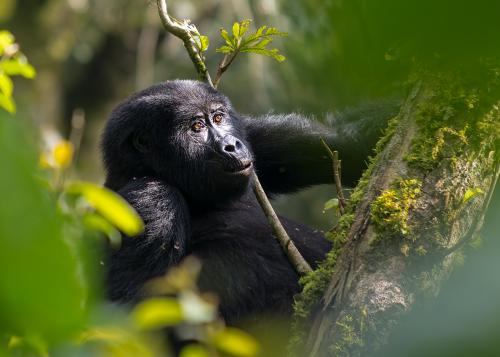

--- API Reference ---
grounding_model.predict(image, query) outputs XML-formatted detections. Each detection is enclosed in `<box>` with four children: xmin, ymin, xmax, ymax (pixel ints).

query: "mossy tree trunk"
<box><xmin>292</xmin><ymin>66</ymin><xmax>500</xmax><ymax>356</ymax></box>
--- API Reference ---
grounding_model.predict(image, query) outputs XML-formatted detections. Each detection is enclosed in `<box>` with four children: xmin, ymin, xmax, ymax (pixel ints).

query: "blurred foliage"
<box><xmin>0</xmin><ymin>30</ymin><xmax>35</xmax><ymax>113</ymax></box>
<box><xmin>0</xmin><ymin>39</ymin><xmax>260</xmax><ymax>356</ymax></box>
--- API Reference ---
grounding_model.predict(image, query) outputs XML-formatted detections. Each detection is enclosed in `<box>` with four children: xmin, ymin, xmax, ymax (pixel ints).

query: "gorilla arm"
<box><xmin>106</xmin><ymin>177</ymin><xmax>190</xmax><ymax>302</ymax></box>
<box><xmin>242</xmin><ymin>102</ymin><xmax>399</xmax><ymax>194</ymax></box>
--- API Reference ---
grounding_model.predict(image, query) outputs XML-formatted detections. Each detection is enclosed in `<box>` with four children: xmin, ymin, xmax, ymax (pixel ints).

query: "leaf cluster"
<box><xmin>216</xmin><ymin>20</ymin><xmax>288</xmax><ymax>62</ymax></box>
<box><xmin>0</xmin><ymin>30</ymin><xmax>36</xmax><ymax>113</ymax></box>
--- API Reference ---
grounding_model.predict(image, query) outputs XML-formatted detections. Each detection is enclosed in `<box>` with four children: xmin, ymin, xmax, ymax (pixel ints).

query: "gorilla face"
<box><xmin>102</xmin><ymin>80</ymin><xmax>254</xmax><ymax>207</ymax></box>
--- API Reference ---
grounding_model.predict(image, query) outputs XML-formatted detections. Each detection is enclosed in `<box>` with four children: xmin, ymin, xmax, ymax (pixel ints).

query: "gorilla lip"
<box><xmin>228</xmin><ymin>161</ymin><xmax>252</xmax><ymax>175</ymax></box>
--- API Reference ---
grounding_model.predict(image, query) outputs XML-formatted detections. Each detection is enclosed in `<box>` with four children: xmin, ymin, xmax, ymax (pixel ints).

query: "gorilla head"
<box><xmin>102</xmin><ymin>80</ymin><xmax>254</xmax><ymax>207</ymax></box>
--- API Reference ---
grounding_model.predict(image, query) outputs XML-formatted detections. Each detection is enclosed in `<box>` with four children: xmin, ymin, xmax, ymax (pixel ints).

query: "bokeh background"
<box><xmin>1</xmin><ymin>0</ymin><xmax>499</xmax><ymax>355</ymax></box>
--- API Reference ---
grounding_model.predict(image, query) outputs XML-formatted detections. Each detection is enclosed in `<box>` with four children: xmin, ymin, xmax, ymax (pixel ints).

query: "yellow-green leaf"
<box><xmin>220</xmin><ymin>28</ymin><xmax>234</xmax><ymax>47</ymax></box>
<box><xmin>83</xmin><ymin>213</ymin><xmax>122</xmax><ymax>248</ymax></box>
<box><xmin>232</xmin><ymin>22</ymin><xmax>240</xmax><ymax>39</ymax></box>
<box><xmin>199</xmin><ymin>35</ymin><xmax>209</xmax><ymax>52</ymax></box>
<box><xmin>463</xmin><ymin>188</ymin><xmax>484</xmax><ymax>203</ymax></box>
<box><xmin>0</xmin><ymin>73</ymin><xmax>13</xmax><ymax>97</ymax></box>
<box><xmin>132</xmin><ymin>298</ymin><xmax>184</xmax><ymax>330</ymax></box>
<box><xmin>66</xmin><ymin>182</ymin><xmax>144</xmax><ymax>236</ymax></box>
<box><xmin>1</xmin><ymin>59</ymin><xmax>36</xmax><ymax>78</ymax></box>
<box><xmin>323</xmin><ymin>198</ymin><xmax>339</xmax><ymax>212</ymax></box>
<box><xmin>180</xmin><ymin>344</ymin><xmax>210</xmax><ymax>357</ymax></box>
<box><xmin>213</xmin><ymin>328</ymin><xmax>259</xmax><ymax>357</ymax></box>
<box><xmin>0</xmin><ymin>92</ymin><xmax>15</xmax><ymax>113</ymax></box>
<box><xmin>0</xmin><ymin>30</ymin><xmax>14</xmax><ymax>53</ymax></box>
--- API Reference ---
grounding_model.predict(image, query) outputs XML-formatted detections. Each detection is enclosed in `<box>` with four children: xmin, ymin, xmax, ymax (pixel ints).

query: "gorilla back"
<box><xmin>102</xmin><ymin>80</ymin><xmax>394</xmax><ymax>322</ymax></box>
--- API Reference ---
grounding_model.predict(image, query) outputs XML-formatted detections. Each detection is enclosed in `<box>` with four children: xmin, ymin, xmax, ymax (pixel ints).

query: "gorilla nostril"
<box><xmin>235</xmin><ymin>140</ymin><xmax>242</xmax><ymax>150</ymax></box>
<box><xmin>224</xmin><ymin>144</ymin><xmax>236</xmax><ymax>152</ymax></box>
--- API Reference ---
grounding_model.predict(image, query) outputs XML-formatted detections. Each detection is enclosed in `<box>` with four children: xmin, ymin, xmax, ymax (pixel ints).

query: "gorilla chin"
<box><xmin>209</xmin><ymin>160</ymin><xmax>253</xmax><ymax>202</ymax></box>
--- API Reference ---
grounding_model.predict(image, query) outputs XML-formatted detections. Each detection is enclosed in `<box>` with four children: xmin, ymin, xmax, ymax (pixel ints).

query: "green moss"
<box><xmin>330</xmin><ymin>314</ymin><xmax>364</xmax><ymax>357</ymax></box>
<box><xmin>371</xmin><ymin>178</ymin><xmax>422</xmax><ymax>239</ymax></box>
<box><xmin>405</xmin><ymin>68</ymin><xmax>500</xmax><ymax>171</ymax></box>
<box><xmin>289</xmin><ymin>113</ymin><xmax>403</xmax><ymax>354</ymax></box>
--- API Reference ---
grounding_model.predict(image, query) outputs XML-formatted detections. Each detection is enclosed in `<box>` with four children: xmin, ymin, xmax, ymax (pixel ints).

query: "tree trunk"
<box><xmin>292</xmin><ymin>67</ymin><xmax>500</xmax><ymax>356</ymax></box>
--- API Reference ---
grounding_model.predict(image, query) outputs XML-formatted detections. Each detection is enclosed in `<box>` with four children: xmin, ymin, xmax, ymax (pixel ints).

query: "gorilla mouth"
<box><xmin>227</xmin><ymin>161</ymin><xmax>253</xmax><ymax>174</ymax></box>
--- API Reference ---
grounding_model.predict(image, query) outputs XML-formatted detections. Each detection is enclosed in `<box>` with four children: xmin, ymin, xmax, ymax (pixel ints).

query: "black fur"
<box><xmin>102</xmin><ymin>80</ymin><xmax>396</xmax><ymax>323</ymax></box>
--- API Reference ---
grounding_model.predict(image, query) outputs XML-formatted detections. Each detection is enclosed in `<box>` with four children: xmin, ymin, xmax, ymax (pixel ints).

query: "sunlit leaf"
<box><xmin>180</xmin><ymin>344</ymin><xmax>210</xmax><ymax>357</ymax></box>
<box><xmin>323</xmin><ymin>198</ymin><xmax>339</xmax><ymax>212</ymax></box>
<box><xmin>216</xmin><ymin>45</ymin><xmax>233</xmax><ymax>54</ymax></box>
<box><xmin>0</xmin><ymin>92</ymin><xmax>15</xmax><ymax>113</ymax></box>
<box><xmin>83</xmin><ymin>213</ymin><xmax>122</xmax><ymax>248</ymax></box>
<box><xmin>240</xmin><ymin>47</ymin><xmax>286</xmax><ymax>62</ymax></box>
<box><xmin>66</xmin><ymin>182</ymin><xmax>144</xmax><ymax>236</ymax></box>
<box><xmin>0</xmin><ymin>30</ymin><xmax>14</xmax><ymax>53</ymax></box>
<box><xmin>132</xmin><ymin>298</ymin><xmax>184</xmax><ymax>330</ymax></box>
<box><xmin>219</xmin><ymin>28</ymin><xmax>234</xmax><ymax>48</ymax></box>
<box><xmin>1</xmin><ymin>59</ymin><xmax>36</xmax><ymax>79</ymax></box>
<box><xmin>53</xmin><ymin>140</ymin><xmax>74</xmax><ymax>169</ymax></box>
<box><xmin>232</xmin><ymin>22</ymin><xmax>240</xmax><ymax>39</ymax></box>
<box><xmin>0</xmin><ymin>73</ymin><xmax>13</xmax><ymax>97</ymax></box>
<box><xmin>199</xmin><ymin>35</ymin><xmax>209</xmax><ymax>52</ymax></box>
<box><xmin>463</xmin><ymin>188</ymin><xmax>484</xmax><ymax>203</ymax></box>
<box><xmin>213</xmin><ymin>328</ymin><xmax>259</xmax><ymax>357</ymax></box>
<box><xmin>80</xmin><ymin>327</ymin><xmax>156</xmax><ymax>357</ymax></box>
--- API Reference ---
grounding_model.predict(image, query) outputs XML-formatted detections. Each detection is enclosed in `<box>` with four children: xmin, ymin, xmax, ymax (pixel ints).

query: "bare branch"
<box><xmin>320</xmin><ymin>138</ymin><xmax>346</xmax><ymax>215</ymax></box>
<box><xmin>156</xmin><ymin>0</ymin><xmax>213</xmax><ymax>86</ymax></box>
<box><xmin>252</xmin><ymin>172</ymin><xmax>313</xmax><ymax>274</ymax></box>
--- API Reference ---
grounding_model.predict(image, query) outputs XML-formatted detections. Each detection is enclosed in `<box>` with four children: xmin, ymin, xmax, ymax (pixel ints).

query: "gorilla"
<box><xmin>102</xmin><ymin>80</ymin><xmax>393</xmax><ymax>323</ymax></box>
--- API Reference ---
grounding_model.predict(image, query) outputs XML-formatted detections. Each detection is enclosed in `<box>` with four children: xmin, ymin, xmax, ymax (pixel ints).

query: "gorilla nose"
<box><xmin>223</xmin><ymin>139</ymin><xmax>242</xmax><ymax>153</ymax></box>
<box><xmin>221</xmin><ymin>136</ymin><xmax>243</xmax><ymax>154</ymax></box>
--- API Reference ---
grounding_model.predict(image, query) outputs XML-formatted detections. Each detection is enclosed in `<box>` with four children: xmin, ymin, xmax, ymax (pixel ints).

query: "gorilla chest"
<box><xmin>187</xmin><ymin>200</ymin><xmax>302</xmax><ymax>319</ymax></box>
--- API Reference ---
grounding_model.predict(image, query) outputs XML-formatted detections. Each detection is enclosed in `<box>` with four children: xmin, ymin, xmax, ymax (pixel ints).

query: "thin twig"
<box><xmin>156</xmin><ymin>0</ymin><xmax>213</xmax><ymax>86</ymax></box>
<box><xmin>252</xmin><ymin>172</ymin><xmax>313</xmax><ymax>274</ymax></box>
<box><xmin>320</xmin><ymin>138</ymin><xmax>346</xmax><ymax>215</ymax></box>
<box><xmin>213</xmin><ymin>52</ymin><xmax>238</xmax><ymax>89</ymax></box>
<box><xmin>156</xmin><ymin>0</ymin><xmax>312</xmax><ymax>276</ymax></box>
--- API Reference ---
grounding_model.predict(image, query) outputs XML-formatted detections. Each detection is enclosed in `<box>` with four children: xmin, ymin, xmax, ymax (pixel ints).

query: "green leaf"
<box><xmin>463</xmin><ymin>188</ymin><xmax>484</xmax><ymax>203</ymax></box>
<box><xmin>232</xmin><ymin>22</ymin><xmax>241</xmax><ymax>39</ymax></box>
<box><xmin>0</xmin><ymin>73</ymin><xmax>13</xmax><ymax>97</ymax></box>
<box><xmin>240</xmin><ymin>47</ymin><xmax>286</xmax><ymax>62</ymax></box>
<box><xmin>238</xmin><ymin>19</ymin><xmax>252</xmax><ymax>37</ymax></box>
<box><xmin>66</xmin><ymin>182</ymin><xmax>144</xmax><ymax>236</ymax></box>
<box><xmin>180</xmin><ymin>344</ymin><xmax>210</xmax><ymax>357</ymax></box>
<box><xmin>0</xmin><ymin>92</ymin><xmax>15</xmax><ymax>113</ymax></box>
<box><xmin>83</xmin><ymin>213</ymin><xmax>122</xmax><ymax>248</ymax></box>
<box><xmin>220</xmin><ymin>28</ymin><xmax>234</xmax><ymax>48</ymax></box>
<box><xmin>132</xmin><ymin>298</ymin><xmax>184</xmax><ymax>330</ymax></box>
<box><xmin>199</xmin><ymin>35</ymin><xmax>209</xmax><ymax>52</ymax></box>
<box><xmin>0</xmin><ymin>30</ymin><xmax>14</xmax><ymax>54</ymax></box>
<box><xmin>216</xmin><ymin>45</ymin><xmax>234</xmax><ymax>54</ymax></box>
<box><xmin>213</xmin><ymin>328</ymin><xmax>259</xmax><ymax>357</ymax></box>
<box><xmin>0</xmin><ymin>59</ymin><xmax>36</xmax><ymax>79</ymax></box>
<box><xmin>323</xmin><ymin>198</ymin><xmax>339</xmax><ymax>212</ymax></box>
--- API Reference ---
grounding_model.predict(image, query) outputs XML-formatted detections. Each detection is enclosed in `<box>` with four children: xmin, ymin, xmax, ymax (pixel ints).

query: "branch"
<box><xmin>213</xmin><ymin>52</ymin><xmax>238</xmax><ymax>89</ymax></box>
<box><xmin>156</xmin><ymin>0</ymin><xmax>213</xmax><ymax>86</ymax></box>
<box><xmin>156</xmin><ymin>1</ymin><xmax>311</xmax><ymax>276</ymax></box>
<box><xmin>320</xmin><ymin>138</ymin><xmax>346</xmax><ymax>215</ymax></box>
<box><xmin>252</xmin><ymin>172</ymin><xmax>312</xmax><ymax>274</ymax></box>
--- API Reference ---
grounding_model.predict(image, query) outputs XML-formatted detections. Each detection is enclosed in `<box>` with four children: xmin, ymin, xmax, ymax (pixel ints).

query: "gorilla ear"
<box><xmin>133</xmin><ymin>132</ymin><xmax>150</xmax><ymax>153</ymax></box>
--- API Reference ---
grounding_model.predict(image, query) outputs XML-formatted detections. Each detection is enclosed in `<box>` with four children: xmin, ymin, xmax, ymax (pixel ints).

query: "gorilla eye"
<box><xmin>191</xmin><ymin>121</ymin><xmax>205</xmax><ymax>132</ymax></box>
<box><xmin>213</xmin><ymin>114</ymin><xmax>223</xmax><ymax>124</ymax></box>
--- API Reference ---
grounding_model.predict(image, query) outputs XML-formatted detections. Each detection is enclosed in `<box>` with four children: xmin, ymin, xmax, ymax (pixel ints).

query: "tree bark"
<box><xmin>293</xmin><ymin>67</ymin><xmax>500</xmax><ymax>356</ymax></box>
